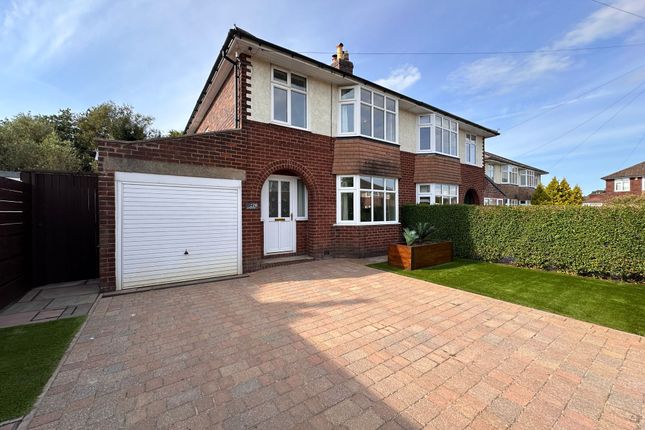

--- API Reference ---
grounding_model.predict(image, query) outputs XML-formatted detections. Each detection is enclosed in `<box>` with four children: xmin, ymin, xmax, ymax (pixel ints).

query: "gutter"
<box><xmin>185</xmin><ymin>27</ymin><xmax>500</xmax><ymax>137</ymax></box>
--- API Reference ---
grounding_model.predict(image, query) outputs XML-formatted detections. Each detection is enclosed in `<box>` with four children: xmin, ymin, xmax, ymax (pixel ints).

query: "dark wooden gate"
<box><xmin>0</xmin><ymin>177</ymin><xmax>31</xmax><ymax>307</ymax></box>
<box><xmin>21</xmin><ymin>172</ymin><xmax>99</xmax><ymax>287</ymax></box>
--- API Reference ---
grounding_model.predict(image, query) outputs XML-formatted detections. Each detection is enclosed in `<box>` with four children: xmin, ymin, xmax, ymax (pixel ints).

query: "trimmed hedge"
<box><xmin>401</xmin><ymin>204</ymin><xmax>645</xmax><ymax>281</ymax></box>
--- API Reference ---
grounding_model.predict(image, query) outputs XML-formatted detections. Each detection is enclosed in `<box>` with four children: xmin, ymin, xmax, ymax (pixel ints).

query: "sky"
<box><xmin>1</xmin><ymin>0</ymin><xmax>644</xmax><ymax>193</ymax></box>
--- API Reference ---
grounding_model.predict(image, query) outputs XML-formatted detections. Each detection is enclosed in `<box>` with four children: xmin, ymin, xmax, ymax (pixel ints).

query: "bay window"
<box><xmin>465</xmin><ymin>134</ymin><xmax>477</xmax><ymax>164</ymax></box>
<box><xmin>416</xmin><ymin>184</ymin><xmax>458</xmax><ymax>205</ymax></box>
<box><xmin>272</xmin><ymin>68</ymin><xmax>307</xmax><ymax>129</ymax></box>
<box><xmin>614</xmin><ymin>177</ymin><xmax>630</xmax><ymax>192</ymax></box>
<box><xmin>418</xmin><ymin>114</ymin><xmax>458</xmax><ymax>156</ymax></box>
<box><xmin>337</xmin><ymin>175</ymin><xmax>398</xmax><ymax>224</ymax></box>
<box><xmin>485</xmin><ymin>164</ymin><xmax>495</xmax><ymax>178</ymax></box>
<box><xmin>520</xmin><ymin>169</ymin><xmax>537</xmax><ymax>187</ymax></box>
<box><xmin>338</xmin><ymin>86</ymin><xmax>397</xmax><ymax>143</ymax></box>
<box><xmin>501</xmin><ymin>165</ymin><xmax>519</xmax><ymax>184</ymax></box>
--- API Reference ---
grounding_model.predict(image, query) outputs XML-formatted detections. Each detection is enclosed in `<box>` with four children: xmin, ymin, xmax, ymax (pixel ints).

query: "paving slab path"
<box><xmin>0</xmin><ymin>280</ymin><xmax>99</xmax><ymax>328</ymax></box>
<box><xmin>21</xmin><ymin>260</ymin><xmax>645</xmax><ymax>429</ymax></box>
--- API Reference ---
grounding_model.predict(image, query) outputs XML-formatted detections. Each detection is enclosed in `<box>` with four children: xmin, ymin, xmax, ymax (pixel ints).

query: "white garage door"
<box><xmin>115</xmin><ymin>172</ymin><xmax>242</xmax><ymax>290</ymax></box>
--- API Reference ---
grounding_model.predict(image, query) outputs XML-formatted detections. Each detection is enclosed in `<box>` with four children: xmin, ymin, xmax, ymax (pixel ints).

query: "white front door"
<box><xmin>262</xmin><ymin>175</ymin><xmax>296</xmax><ymax>254</ymax></box>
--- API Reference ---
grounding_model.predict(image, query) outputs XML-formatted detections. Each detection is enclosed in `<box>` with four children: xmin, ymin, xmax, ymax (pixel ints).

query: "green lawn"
<box><xmin>0</xmin><ymin>317</ymin><xmax>85</xmax><ymax>423</ymax></box>
<box><xmin>369</xmin><ymin>260</ymin><xmax>645</xmax><ymax>336</ymax></box>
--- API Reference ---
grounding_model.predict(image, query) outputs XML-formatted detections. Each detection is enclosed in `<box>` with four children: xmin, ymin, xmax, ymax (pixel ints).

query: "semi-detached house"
<box><xmin>483</xmin><ymin>152</ymin><xmax>548</xmax><ymax>206</ymax></box>
<box><xmin>97</xmin><ymin>27</ymin><xmax>499</xmax><ymax>292</ymax></box>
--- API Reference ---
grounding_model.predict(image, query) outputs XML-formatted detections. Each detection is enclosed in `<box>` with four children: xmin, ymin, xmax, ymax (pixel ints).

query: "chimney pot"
<box><xmin>331</xmin><ymin>42</ymin><xmax>354</xmax><ymax>74</ymax></box>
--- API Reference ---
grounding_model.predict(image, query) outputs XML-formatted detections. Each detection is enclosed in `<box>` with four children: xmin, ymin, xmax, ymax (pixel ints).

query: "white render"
<box><xmin>115</xmin><ymin>172</ymin><xmax>242</xmax><ymax>290</ymax></box>
<box><xmin>248</xmin><ymin>56</ymin><xmax>486</xmax><ymax>167</ymax></box>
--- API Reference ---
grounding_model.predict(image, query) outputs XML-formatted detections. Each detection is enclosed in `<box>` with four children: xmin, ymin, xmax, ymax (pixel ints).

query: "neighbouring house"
<box><xmin>96</xmin><ymin>27</ymin><xmax>498</xmax><ymax>292</ymax></box>
<box><xmin>483</xmin><ymin>152</ymin><xmax>547</xmax><ymax>206</ymax></box>
<box><xmin>583</xmin><ymin>160</ymin><xmax>645</xmax><ymax>206</ymax></box>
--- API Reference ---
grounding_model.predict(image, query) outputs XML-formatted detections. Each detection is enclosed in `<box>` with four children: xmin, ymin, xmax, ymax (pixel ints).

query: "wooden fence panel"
<box><xmin>0</xmin><ymin>177</ymin><xmax>30</xmax><ymax>308</ymax></box>
<box><xmin>21</xmin><ymin>172</ymin><xmax>99</xmax><ymax>287</ymax></box>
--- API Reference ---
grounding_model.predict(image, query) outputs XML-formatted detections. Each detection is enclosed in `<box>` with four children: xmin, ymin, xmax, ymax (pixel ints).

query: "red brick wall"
<box><xmin>604</xmin><ymin>178</ymin><xmax>643</xmax><ymax>197</ymax></box>
<box><xmin>484</xmin><ymin>178</ymin><xmax>506</xmax><ymax>200</ymax></box>
<box><xmin>332</xmin><ymin>225</ymin><xmax>401</xmax><ymax>257</ymax></box>
<box><xmin>414</xmin><ymin>154</ymin><xmax>461</xmax><ymax>184</ymax></box>
<box><xmin>399</xmin><ymin>152</ymin><xmax>416</xmax><ymax>205</ymax></box>
<box><xmin>332</xmin><ymin>138</ymin><xmax>401</xmax><ymax>177</ymax></box>
<box><xmin>98</xmin><ymin>121</ymin><xmax>337</xmax><ymax>291</ymax></box>
<box><xmin>459</xmin><ymin>163</ymin><xmax>486</xmax><ymax>204</ymax></box>
<box><xmin>195</xmin><ymin>69</ymin><xmax>236</xmax><ymax>133</ymax></box>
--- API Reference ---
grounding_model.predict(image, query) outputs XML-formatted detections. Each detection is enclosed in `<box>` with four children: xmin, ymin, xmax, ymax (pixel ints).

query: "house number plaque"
<box><xmin>245</xmin><ymin>202</ymin><xmax>259</xmax><ymax>210</ymax></box>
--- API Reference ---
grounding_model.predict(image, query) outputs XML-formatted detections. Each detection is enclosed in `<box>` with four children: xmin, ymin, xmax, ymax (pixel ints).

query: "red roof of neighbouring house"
<box><xmin>601</xmin><ymin>161</ymin><xmax>645</xmax><ymax>180</ymax></box>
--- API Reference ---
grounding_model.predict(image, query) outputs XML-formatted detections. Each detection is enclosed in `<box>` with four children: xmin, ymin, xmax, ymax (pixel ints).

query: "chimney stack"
<box><xmin>331</xmin><ymin>42</ymin><xmax>354</xmax><ymax>74</ymax></box>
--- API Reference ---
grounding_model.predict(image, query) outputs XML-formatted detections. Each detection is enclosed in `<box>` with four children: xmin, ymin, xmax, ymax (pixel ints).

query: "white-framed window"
<box><xmin>484</xmin><ymin>197</ymin><xmax>504</xmax><ymax>206</ymax></box>
<box><xmin>520</xmin><ymin>169</ymin><xmax>537</xmax><ymax>188</ymax></box>
<box><xmin>505</xmin><ymin>199</ymin><xmax>519</xmax><ymax>206</ymax></box>
<box><xmin>501</xmin><ymin>165</ymin><xmax>519</xmax><ymax>184</ymax></box>
<box><xmin>465</xmin><ymin>134</ymin><xmax>477</xmax><ymax>164</ymax></box>
<box><xmin>336</xmin><ymin>175</ymin><xmax>398</xmax><ymax>224</ymax></box>
<box><xmin>296</xmin><ymin>179</ymin><xmax>308</xmax><ymax>220</ymax></box>
<box><xmin>338</xmin><ymin>86</ymin><xmax>397</xmax><ymax>143</ymax></box>
<box><xmin>614</xmin><ymin>177</ymin><xmax>630</xmax><ymax>192</ymax></box>
<box><xmin>271</xmin><ymin>67</ymin><xmax>307</xmax><ymax>129</ymax></box>
<box><xmin>485</xmin><ymin>164</ymin><xmax>495</xmax><ymax>178</ymax></box>
<box><xmin>519</xmin><ymin>200</ymin><xmax>531</xmax><ymax>206</ymax></box>
<box><xmin>418</xmin><ymin>114</ymin><xmax>458</xmax><ymax>157</ymax></box>
<box><xmin>416</xmin><ymin>184</ymin><xmax>459</xmax><ymax>205</ymax></box>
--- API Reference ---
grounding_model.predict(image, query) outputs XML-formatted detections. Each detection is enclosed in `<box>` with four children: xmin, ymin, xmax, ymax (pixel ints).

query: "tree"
<box><xmin>542</xmin><ymin>177</ymin><xmax>560</xmax><ymax>205</ymax></box>
<box><xmin>0</xmin><ymin>102</ymin><xmax>161</xmax><ymax>172</ymax></box>
<box><xmin>570</xmin><ymin>185</ymin><xmax>583</xmax><ymax>205</ymax></box>
<box><xmin>531</xmin><ymin>183</ymin><xmax>549</xmax><ymax>205</ymax></box>
<box><xmin>0</xmin><ymin>114</ymin><xmax>80</xmax><ymax>171</ymax></box>
<box><xmin>166</xmin><ymin>130</ymin><xmax>184</xmax><ymax>137</ymax></box>
<box><xmin>75</xmin><ymin>102</ymin><xmax>159</xmax><ymax>170</ymax></box>
<box><xmin>554</xmin><ymin>178</ymin><xmax>571</xmax><ymax>205</ymax></box>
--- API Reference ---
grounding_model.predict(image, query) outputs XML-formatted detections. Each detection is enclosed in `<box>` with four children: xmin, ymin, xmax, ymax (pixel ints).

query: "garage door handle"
<box><xmin>184</xmin><ymin>249</ymin><xmax>189</xmax><ymax>255</ymax></box>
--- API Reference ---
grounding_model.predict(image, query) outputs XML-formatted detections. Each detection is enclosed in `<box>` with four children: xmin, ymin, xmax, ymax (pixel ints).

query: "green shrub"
<box><xmin>401</xmin><ymin>204</ymin><xmax>645</xmax><ymax>281</ymax></box>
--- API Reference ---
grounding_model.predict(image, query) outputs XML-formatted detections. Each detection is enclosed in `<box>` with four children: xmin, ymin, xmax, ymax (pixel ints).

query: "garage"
<box><xmin>114</xmin><ymin>172</ymin><xmax>242</xmax><ymax>290</ymax></box>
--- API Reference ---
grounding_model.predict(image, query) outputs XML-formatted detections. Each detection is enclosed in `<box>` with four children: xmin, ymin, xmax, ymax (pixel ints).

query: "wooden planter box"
<box><xmin>387</xmin><ymin>241</ymin><xmax>453</xmax><ymax>270</ymax></box>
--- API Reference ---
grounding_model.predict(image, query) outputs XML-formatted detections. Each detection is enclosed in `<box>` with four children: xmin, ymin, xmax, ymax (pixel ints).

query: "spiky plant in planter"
<box><xmin>388</xmin><ymin>222</ymin><xmax>452</xmax><ymax>270</ymax></box>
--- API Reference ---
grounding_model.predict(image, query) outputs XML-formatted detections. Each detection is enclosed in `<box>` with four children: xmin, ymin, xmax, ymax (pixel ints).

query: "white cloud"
<box><xmin>1</xmin><ymin>0</ymin><xmax>104</xmax><ymax>68</ymax></box>
<box><xmin>448</xmin><ymin>0</ymin><xmax>645</xmax><ymax>94</ymax></box>
<box><xmin>555</xmin><ymin>0</ymin><xmax>645</xmax><ymax>48</ymax></box>
<box><xmin>375</xmin><ymin>65</ymin><xmax>421</xmax><ymax>92</ymax></box>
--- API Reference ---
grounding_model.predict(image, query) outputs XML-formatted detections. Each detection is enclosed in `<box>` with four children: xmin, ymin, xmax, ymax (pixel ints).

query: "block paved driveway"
<box><xmin>24</xmin><ymin>260</ymin><xmax>645</xmax><ymax>430</ymax></box>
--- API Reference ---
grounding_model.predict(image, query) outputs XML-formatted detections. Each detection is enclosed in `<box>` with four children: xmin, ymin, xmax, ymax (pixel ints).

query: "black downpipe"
<box><xmin>222</xmin><ymin>51</ymin><xmax>239</xmax><ymax>128</ymax></box>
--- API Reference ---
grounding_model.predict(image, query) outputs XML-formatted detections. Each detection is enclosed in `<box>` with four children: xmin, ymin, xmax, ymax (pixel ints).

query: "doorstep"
<box><xmin>261</xmin><ymin>254</ymin><xmax>314</xmax><ymax>269</ymax></box>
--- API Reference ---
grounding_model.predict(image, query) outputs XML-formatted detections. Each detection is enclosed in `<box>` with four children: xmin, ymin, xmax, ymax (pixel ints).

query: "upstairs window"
<box><xmin>501</xmin><ymin>165</ymin><xmax>519</xmax><ymax>184</ymax></box>
<box><xmin>485</xmin><ymin>164</ymin><xmax>495</xmax><ymax>178</ymax></box>
<box><xmin>418</xmin><ymin>114</ymin><xmax>458</xmax><ymax>157</ymax></box>
<box><xmin>614</xmin><ymin>177</ymin><xmax>630</xmax><ymax>192</ymax></box>
<box><xmin>272</xmin><ymin>68</ymin><xmax>307</xmax><ymax>129</ymax></box>
<box><xmin>520</xmin><ymin>169</ymin><xmax>537</xmax><ymax>187</ymax></box>
<box><xmin>465</xmin><ymin>134</ymin><xmax>477</xmax><ymax>164</ymax></box>
<box><xmin>338</xmin><ymin>87</ymin><xmax>397</xmax><ymax>143</ymax></box>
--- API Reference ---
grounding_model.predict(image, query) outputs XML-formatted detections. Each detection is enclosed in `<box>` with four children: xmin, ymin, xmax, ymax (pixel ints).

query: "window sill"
<box><xmin>270</xmin><ymin>120</ymin><xmax>310</xmax><ymax>133</ymax></box>
<box><xmin>336</xmin><ymin>133</ymin><xmax>399</xmax><ymax>146</ymax></box>
<box><xmin>416</xmin><ymin>150</ymin><xmax>460</xmax><ymax>159</ymax></box>
<box><xmin>333</xmin><ymin>222</ymin><xmax>400</xmax><ymax>227</ymax></box>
